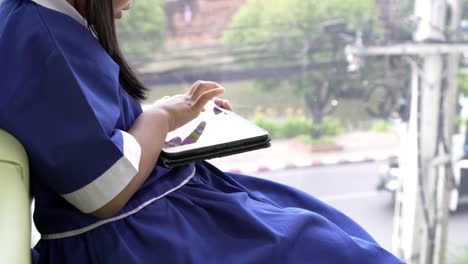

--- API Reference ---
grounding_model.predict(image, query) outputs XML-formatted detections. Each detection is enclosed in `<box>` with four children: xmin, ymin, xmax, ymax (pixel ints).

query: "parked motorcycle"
<box><xmin>376</xmin><ymin>158</ymin><xmax>468</xmax><ymax>212</ymax></box>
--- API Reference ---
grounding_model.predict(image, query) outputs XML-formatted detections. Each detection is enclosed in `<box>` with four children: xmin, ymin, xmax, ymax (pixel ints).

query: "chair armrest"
<box><xmin>0</xmin><ymin>129</ymin><xmax>31</xmax><ymax>264</ymax></box>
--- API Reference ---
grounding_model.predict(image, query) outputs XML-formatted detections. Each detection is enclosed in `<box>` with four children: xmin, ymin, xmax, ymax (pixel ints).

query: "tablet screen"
<box><xmin>162</xmin><ymin>101</ymin><xmax>269</xmax><ymax>154</ymax></box>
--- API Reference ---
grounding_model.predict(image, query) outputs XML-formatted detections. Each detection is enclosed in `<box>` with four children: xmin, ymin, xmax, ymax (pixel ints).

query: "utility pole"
<box><xmin>346</xmin><ymin>0</ymin><xmax>463</xmax><ymax>263</ymax></box>
<box><xmin>396</xmin><ymin>1</ymin><xmax>447</xmax><ymax>263</ymax></box>
<box><xmin>394</xmin><ymin>0</ymin><xmax>462</xmax><ymax>263</ymax></box>
<box><xmin>434</xmin><ymin>0</ymin><xmax>462</xmax><ymax>263</ymax></box>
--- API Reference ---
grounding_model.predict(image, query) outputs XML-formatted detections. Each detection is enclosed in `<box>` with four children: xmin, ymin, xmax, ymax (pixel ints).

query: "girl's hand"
<box><xmin>151</xmin><ymin>81</ymin><xmax>225</xmax><ymax>131</ymax></box>
<box><xmin>213</xmin><ymin>97</ymin><xmax>232</xmax><ymax>111</ymax></box>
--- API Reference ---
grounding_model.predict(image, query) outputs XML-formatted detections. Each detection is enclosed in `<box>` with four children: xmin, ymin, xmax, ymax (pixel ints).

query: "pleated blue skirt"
<box><xmin>33</xmin><ymin>162</ymin><xmax>404</xmax><ymax>264</ymax></box>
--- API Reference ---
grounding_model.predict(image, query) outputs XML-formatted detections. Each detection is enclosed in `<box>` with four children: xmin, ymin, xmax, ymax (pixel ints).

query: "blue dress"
<box><xmin>0</xmin><ymin>0</ymin><xmax>404</xmax><ymax>263</ymax></box>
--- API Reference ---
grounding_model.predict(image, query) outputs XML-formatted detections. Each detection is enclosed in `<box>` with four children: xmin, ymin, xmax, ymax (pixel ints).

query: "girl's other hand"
<box><xmin>213</xmin><ymin>97</ymin><xmax>232</xmax><ymax>111</ymax></box>
<box><xmin>151</xmin><ymin>81</ymin><xmax>225</xmax><ymax>131</ymax></box>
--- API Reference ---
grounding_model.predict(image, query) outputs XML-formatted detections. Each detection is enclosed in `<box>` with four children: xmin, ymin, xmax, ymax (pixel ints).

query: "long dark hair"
<box><xmin>84</xmin><ymin>0</ymin><xmax>147</xmax><ymax>100</ymax></box>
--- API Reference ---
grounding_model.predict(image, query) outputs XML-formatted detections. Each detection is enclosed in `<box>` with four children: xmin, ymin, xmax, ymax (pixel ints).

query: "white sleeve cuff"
<box><xmin>61</xmin><ymin>131</ymin><xmax>141</xmax><ymax>214</ymax></box>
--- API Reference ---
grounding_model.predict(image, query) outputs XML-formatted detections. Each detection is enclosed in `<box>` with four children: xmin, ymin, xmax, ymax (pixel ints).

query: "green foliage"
<box><xmin>372</xmin><ymin>119</ymin><xmax>391</xmax><ymax>132</ymax></box>
<box><xmin>251</xmin><ymin>114</ymin><xmax>283</xmax><ymax>138</ymax></box>
<box><xmin>459</xmin><ymin>68</ymin><xmax>468</xmax><ymax>97</ymax></box>
<box><xmin>321</xmin><ymin>116</ymin><xmax>343</xmax><ymax>136</ymax></box>
<box><xmin>297</xmin><ymin>135</ymin><xmax>333</xmax><ymax>145</ymax></box>
<box><xmin>252</xmin><ymin>113</ymin><xmax>341</xmax><ymax>139</ymax></box>
<box><xmin>451</xmin><ymin>247</ymin><xmax>468</xmax><ymax>264</ymax></box>
<box><xmin>223</xmin><ymin>0</ymin><xmax>375</xmax><ymax>45</ymax></box>
<box><xmin>252</xmin><ymin>80</ymin><xmax>281</xmax><ymax>92</ymax></box>
<box><xmin>394</xmin><ymin>0</ymin><xmax>413</xmax><ymax>17</ymax></box>
<box><xmin>116</xmin><ymin>0</ymin><xmax>166</xmax><ymax>61</ymax></box>
<box><xmin>224</xmin><ymin>0</ymin><xmax>376</xmax><ymax>138</ymax></box>
<box><xmin>280</xmin><ymin>115</ymin><xmax>313</xmax><ymax>137</ymax></box>
<box><xmin>456</xmin><ymin>115</ymin><xmax>468</xmax><ymax>127</ymax></box>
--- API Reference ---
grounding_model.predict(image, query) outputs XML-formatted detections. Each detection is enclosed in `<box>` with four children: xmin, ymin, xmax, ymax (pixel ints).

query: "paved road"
<box><xmin>250</xmin><ymin>162</ymin><xmax>468</xmax><ymax>257</ymax></box>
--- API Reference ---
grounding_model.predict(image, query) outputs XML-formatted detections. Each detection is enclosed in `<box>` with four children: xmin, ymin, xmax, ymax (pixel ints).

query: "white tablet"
<box><xmin>159</xmin><ymin>101</ymin><xmax>271</xmax><ymax>168</ymax></box>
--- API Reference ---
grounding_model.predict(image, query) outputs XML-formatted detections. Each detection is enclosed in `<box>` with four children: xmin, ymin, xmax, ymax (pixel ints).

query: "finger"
<box><xmin>191</xmin><ymin>81</ymin><xmax>216</xmax><ymax>98</ymax></box>
<box><xmin>213</xmin><ymin>98</ymin><xmax>226</xmax><ymax>109</ymax></box>
<box><xmin>214</xmin><ymin>98</ymin><xmax>232</xmax><ymax>111</ymax></box>
<box><xmin>213</xmin><ymin>97</ymin><xmax>222</xmax><ymax>104</ymax></box>
<box><xmin>124</xmin><ymin>0</ymin><xmax>133</xmax><ymax>10</ymax></box>
<box><xmin>191</xmin><ymin>81</ymin><xmax>223</xmax><ymax>100</ymax></box>
<box><xmin>164</xmin><ymin>136</ymin><xmax>182</xmax><ymax>147</ymax></box>
<box><xmin>222</xmin><ymin>100</ymin><xmax>232</xmax><ymax>111</ymax></box>
<box><xmin>193</xmin><ymin>87</ymin><xmax>225</xmax><ymax>111</ymax></box>
<box><xmin>115</xmin><ymin>10</ymin><xmax>123</xmax><ymax>19</ymax></box>
<box><xmin>188</xmin><ymin>80</ymin><xmax>203</xmax><ymax>96</ymax></box>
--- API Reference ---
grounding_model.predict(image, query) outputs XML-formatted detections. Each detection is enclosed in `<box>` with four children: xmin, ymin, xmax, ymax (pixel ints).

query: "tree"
<box><xmin>223</xmin><ymin>0</ymin><xmax>377</xmax><ymax>138</ymax></box>
<box><xmin>460</xmin><ymin>68</ymin><xmax>468</xmax><ymax>96</ymax></box>
<box><xmin>0</xmin><ymin>0</ymin><xmax>165</xmax><ymax>64</ymax></box>
<box><xmin>116</xmin><ymin>0</ymin><xmax>166</xmax><ymax>64</ymax></box>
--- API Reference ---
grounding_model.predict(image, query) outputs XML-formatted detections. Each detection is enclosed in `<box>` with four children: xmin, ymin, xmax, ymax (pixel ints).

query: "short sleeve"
<box><xmin>5</xmin><ymin>49</ymin><xmax>141</xmax><ymax>214</ymax></box>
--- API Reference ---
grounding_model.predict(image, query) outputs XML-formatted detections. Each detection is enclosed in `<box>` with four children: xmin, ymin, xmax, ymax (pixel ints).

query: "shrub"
<box><xmin>321</xmin><ymin>117</ymin><xmax>343</xmax><ymax>136</ymax></box>
<box><xmin>280</xmin><ymin>116</ymin><xmax>313</xmax><ymax>138</ymax></box>
<box><xmin>297</xmin><ymin>135</ymin><xmax>333</xmax><ymax>145</ymax></box>
<box><xmin>371</xmin><ymin>120</ymin><xmax>391</xmax><ymax>132</ymax></box>
<box><xmin>252</xmin><ymin>114</ymin><xmax>282</xmax><ymax>138</ymax></box>
<box><xmin>252</xmin><ymin>113</ymin><xmax>342</xmax><ymax>139</ymax></box>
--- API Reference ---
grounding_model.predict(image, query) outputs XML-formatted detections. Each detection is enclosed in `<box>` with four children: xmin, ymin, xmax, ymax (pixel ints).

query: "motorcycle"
<box><xmin>376</xmin><ymin>158</ymin><xmax>399</xmax><ymax>203</ymax></box>
<box><xmin>376</xmin><ymin>132</ymin><xmax>468</xmax><ymax>211</ymax></box>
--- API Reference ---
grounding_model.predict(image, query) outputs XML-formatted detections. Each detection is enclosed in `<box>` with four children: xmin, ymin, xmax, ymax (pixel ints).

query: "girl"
<box><xmin>0</xmin><ymin>0</ymin><xmax>404</xmax><ymax>263</ymax></box>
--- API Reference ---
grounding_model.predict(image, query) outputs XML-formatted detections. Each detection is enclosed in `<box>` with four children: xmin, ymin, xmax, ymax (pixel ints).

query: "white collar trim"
<box><xmin>31</xmin><ymin>0</ymin><xmax>88</xmax><ymax>28</ymax></box>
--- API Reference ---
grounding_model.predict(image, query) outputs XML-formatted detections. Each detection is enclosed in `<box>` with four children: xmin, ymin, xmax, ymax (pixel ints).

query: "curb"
<box><xmin>219</xmin><ymin>154</ymin><xmax>399</xmax><ymax>174</ymax></box>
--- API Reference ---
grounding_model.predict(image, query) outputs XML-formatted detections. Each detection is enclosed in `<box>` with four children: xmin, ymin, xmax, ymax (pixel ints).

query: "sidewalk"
<box><xmin>208</xmin><ymin>131</ymin><xmax>400</xmax><ymax>173</ymax></box>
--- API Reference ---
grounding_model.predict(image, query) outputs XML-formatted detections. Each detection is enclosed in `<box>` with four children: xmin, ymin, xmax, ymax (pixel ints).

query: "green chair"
<box><xmin>0</xmin><ymin>129</ymin><xmax>31</xmax><ymax>264</ymax></box>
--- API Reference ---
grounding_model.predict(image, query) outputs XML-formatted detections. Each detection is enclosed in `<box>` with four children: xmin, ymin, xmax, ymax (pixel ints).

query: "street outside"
<box><xmin>209</xmin><ymin>131</ymin><xmax>401</xmax><ymax>173</ymax></box>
